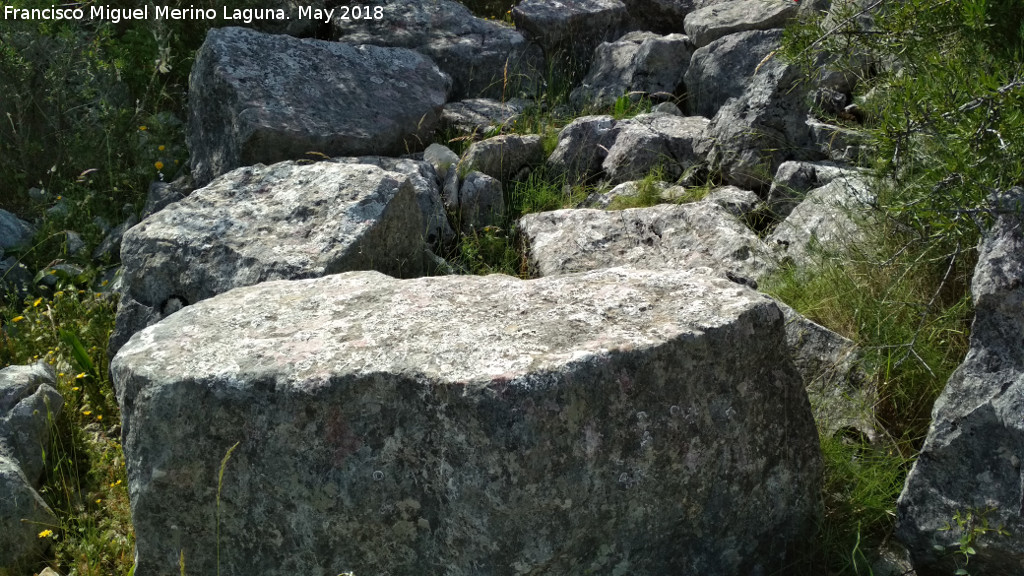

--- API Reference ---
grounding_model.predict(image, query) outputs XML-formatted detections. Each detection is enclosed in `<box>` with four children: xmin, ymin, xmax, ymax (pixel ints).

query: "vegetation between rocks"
<box><xmin>2</xmin><ymin>0</ymin><xmax>1023</xmax><ymax>574</ymax></box>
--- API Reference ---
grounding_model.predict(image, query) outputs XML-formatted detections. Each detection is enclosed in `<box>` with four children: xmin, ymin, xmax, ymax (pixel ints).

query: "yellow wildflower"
<box><xmin>155</xmin><ymin>161</ymin><xmax>164</xmax><ymax>171</ymax></box>
<box><xmin>97</xmin><ymin>415</ymin><xmax>103</xmax><ymax>421</ymax></box>
<box><xmin>72</xmin><ymin>387</ymin><xmax>80</xmax><ymax>391</ymax></box>
<box><xmin>82</xmin><ymin>410</ymin><xmax>92</xmax><ymax>416</ymax></box>
<box><xmin>33</xmin><ymin>297</ymin><xmax>43</xmax><ymax>307</ymax></box>
<box><xmin>139</xmin><ymin>125</ymin><xmax>147</xmax><ymax>131</ymax></box>
<box><xmin>76</xmin><ymin>373</ymin><xmax>86</xmax><ymax>379</ymax></box>
<box><xmin>11</xmin><ymin>316</ymin><xmax>25</xmax><ymax>322</ymax></box>
<box><xmin>38</xmin><ymin>529</ymin><xmax>53</xmax><ymax>538</ymax></box>
<box><xmin>158</xmin><ymin>145</ymin><xmax>165</xmax><ymax>151</ymax></box>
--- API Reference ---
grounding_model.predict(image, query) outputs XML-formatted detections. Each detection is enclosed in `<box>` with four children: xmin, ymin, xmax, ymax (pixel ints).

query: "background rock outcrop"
<box><xmin>112</xmin><ymin>267</ymin><xmax>821</xmax><ymax>576</ymax></box>
<box><xmin>188</xmin><ymin>27</ymin><xmax>451</xmax><ymax>186</ymax></box>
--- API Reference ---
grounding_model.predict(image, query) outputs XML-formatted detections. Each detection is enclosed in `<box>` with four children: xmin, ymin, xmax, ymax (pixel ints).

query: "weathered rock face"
<box><xmin>460</xmin><ymin>134</ymin><xmax>545</xmax><ymax>182</ymax></box>
<box><xmin>187</xmin><ymin>27</ymin><xmax>451</xmax><ymax>186</ymax></box>
<box><xmin>570</xmin><ymin>31</ymin><xmax>692</xmax><ymax>109</ymax></box>
<box><xmin>683</xmin><ymin>0</ymin><xmax>797</xmax><ymax>48</ymax></box>
<box><xmin>142</xmin><ymin>177</ymin><xmax>192</xmax><ymax>219</ymax></box>
<box><xmin>455</xmin><ymin>171</ymin><xmax>505</xmax><ymax>232</ymax></box>
<box><xmin>0</xmin><ymin>363</ymin><xmax>63</xmax><ymax>484</ymax></box>
<box><xmin>440</xmin><ymin>98</ymin><xmax>530</xmax><ymax>137</ymax></box>
<box><xmin>331</xmin><ymin>0</ymin><xmax>542</xmax><ymax>100</ymax></box>
<box><xmin>704</xmin><ymin>185</ymin><xmax>762</xmax><ymax>219</ymax></box>
<box><xmin>897</xmin><ymin>190</ymin><xmax>1024</xmax><ymax>575</ymax></box>
<box><xmin>684</xmin><ymin>29</ymin><xmax>784</xmax><ymax>119</ymax></box>
<box><xmin>621</xmin><ymin>0</ymin><xmax>731</xmax><ymax>34</ymax></box>
<box><xmin>519</xmin><ymin>202</ymin><xmax>777</xmax><ymax>279</ymax></box>
<box><xmin>767</xmin><ymin>160</ymin><xmax>863</xmax><ymax>219</ymax></box>
<box><xmin>0</xmin><ymin>363</ymin><xmax>61</xmax><ymax>576</ymax></box>
<box><xmin>331</xmin><ymin>156</ymin><xmax>456</xmax><ymax>250</ymax></box>
<box><xmin>702</xmin><ymin>60</ymin><xmax>818</xmax><ymax>189</ymax></box>
<box><xmin>0</xmin><ymin>456</ymin><xmax>55</xmax><ymax>574</ymax></box>
<box><xmin>767</xmin><ymin>175</ymin><xmax>874</xmax><ymax>266</ymax></box>
<box><xmin>112</xmin><ymin>267</ymin><xmax>821</xmax><ymax>576</ymax></box>
<box><xmin>602</xmin><ymin>113</ymin><xmax>710</xmax><ymax>183</ymax></box>
<box><xmin>513</xmin><ymin>0</ymin><xmax>629</xmax><ymax>73</ymax></box>
<box><xmin>110</xmin><ymin>161</ymin><xmax>428</xmax><ymax>357</ymax></box>
<box><xmin>547</xmin><ymin>115</ymin><xmax>621</xmax><ymax>183</ymax></box>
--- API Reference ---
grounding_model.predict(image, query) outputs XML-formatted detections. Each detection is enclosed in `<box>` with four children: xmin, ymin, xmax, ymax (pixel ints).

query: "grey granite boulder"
<box><xmin>112</xmin><ymin>267</ymin><xmax>821</xmax><ymax>576</ymax></box>
<box><xmin>440</xmin><ymin>98</ymin><xmax>531</xmax><ymax>137</ymax></box>
<box><xmin>767</xmin><ymin>175</ymin><xmax>874</xmax><ymax>266</ymax></box>
<box><xmin>513</xmin><ymin>0</ymin><xmax>629</xmax><ymax>73</ymax></box>
<box><xmin>684</xmin><ymin>29</ymin><xmax>783</xmax><ymax>118</ymax></box>
<box><xmin>547</xmin><ymin>115</ymin><xmax>621</xmax><ymax>183</ymax></box>
<box><xmin>767</xmin><ymin>160</ymin><xmax>864</xmax><ymax>220</ymax></box>
<box><xmin>460</xmin><ymin>134</ymin><xmax>545</xmax><ymax>182</ymax></box>
<box><xmin>702</xmin><ymin>60</ymin><xmax>818</xmax><ymax>189</ymax></box>
<box><xmin>683</xmin><ymin>0</ymin><xmax>798</xmax><ymax>48</ymax></box>
<box><xmin>0</xmin><ymin>209</ymin><xmax>34</xmax><ymax>251</ymax></box>
<box><xmin>331</xmin><ymin>156</ymin><xmax>456</xmax><ymax>250</ymax></box>
<box><xmin>331</xmin><ymin>0</ymin><xmax>543</xmax><ymax>99</ymax></box>
<box><xmin>454</xmin><ymin>171</ymin><xmax>505</xmax><ymax>232</ymax></box>
<box><xmin>0</xmin><ymin>456</ymin><xmax>55</xmax><ymax>575</ymax></box>
<box><xmin>519</xmin><ymin>202</ymin><xmax>777</xmax><ymax>279</ymax></box>
<box><xmin>897</xmin><ymin>189</ymin><xmax>1024</xmax><ymax>575</ymax></box>
<box><xmin>570</xmin><ymin>31</ymin><xmax>692</xmax><ymax>109</ymax></box>
<box><xmin>0</xmin><ymin>363</ymin><xmax>63</xmax><ymax>484</ymax></box>
<box><xmin>110</xmin><ymin>161</ymin><xmax>428</xmax><ymax>357</ymax></box>
<box><xmin>602</xmin><ymin>113</ymin><xmax>710</xmax><ymax>183</ymax></box>
<box><xmin>188</xmin><ymin>27</ymin><xmax>451</xmax><ymax>186</ymax></box>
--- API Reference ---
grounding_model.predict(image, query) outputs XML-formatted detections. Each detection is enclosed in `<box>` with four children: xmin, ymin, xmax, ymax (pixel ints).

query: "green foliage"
<box><xmin>454</xmin><ymin>227</ymin><xmax>523</xmax><ymax>276</ymax></box>
<box><xmin>939</xmin><ymin>507</ymin><xmax>1012</xmax><ymax>575</ymax></box>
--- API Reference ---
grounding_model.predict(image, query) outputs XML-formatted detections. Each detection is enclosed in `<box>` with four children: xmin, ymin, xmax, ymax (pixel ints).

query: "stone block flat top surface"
<box><xmin>187</xmin><ymin>26</ymin><xmax>450</xmax><ymax>185</ymax></box>
<box><xmin>112</xmin><ymin>267</ymin><xmax>820</xmax><ymax>576</ymax></box>
<box><xmin>520</xmin><ymin>202</ymin><xmax>777</xmax><ymax>280</ymax></box>
<box><xmin>684</xmin><ymin>0</ymin><xmax>798</xmax><ymax>48</ymax></box>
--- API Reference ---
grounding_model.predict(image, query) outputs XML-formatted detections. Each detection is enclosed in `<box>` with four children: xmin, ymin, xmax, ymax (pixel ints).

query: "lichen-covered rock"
<box><xmin>0</xmin><ymin>363</ymin><xmax>63</xmax><ymax>484</ymax></box>
<box><xmin>331</xmin><ymin>0</ymin><xmax>542</xmax><ymax>99</ymax></box>
<box><xmin>570</xmin><ymin>31</ymin><xmax>692</xmax><ymax>109</ymax></box>
<box><xmin>684</xmin><ymin>29</ymin><xmax>783</xmax><ymax>119</ymax></box>
<box><xmin>602</xmin><ymin>113</ymin><xmax>710</xmax><ymax>183</ymax></box>
<box><xmin>683</xmin><ymin>0</ymin><xmax>797</xmax><ymax>48</ymax></box>
<box><xmin>546</xmin><ymin>115</ymin><xmax>621</xmax><ymax>183</ymax></box>
<box><xmin>897</xmin><ymin>189</ymin><xmax>1024</xmax><ymax>575</ymax></box>
<box><xmin>110</xmin><ymin>161</ymin><xmax>427</xmax><ymax>357</ymax></box>
<box><xmin>767</xmin><ymin>175</ymin><xmax>874</xmax><ymax>266</ymax></box>
<box><xmin>112</xmin><ymin>267</ymin><xmax>821</xmax><ymax>576</ymax></box>
<box><xmin>187</xmin><ymin>27</ymin><xmax>450</xmax><ymax>186</ymax></box>
<box><xmin>513</xmin><ymin>0</ymin><xmax>629</xmax><ymax>73</ymax></box>
<box><xmin>0</xmin><ymin>455</ymin><xmax>55</xmax><ymax>575</ymax></box>
<box><xmin>767</xmin><ymin>161</ymin><xmax>864</xmax><ymax>220</ymax></box>
<box><xmin>440</xmin><ymin>98</ymin><xmax>531</xmax><ymax>137</ymax></box>
<box><xmin>701</xmin><ymin>59</ymin><xmax>818</xmax><ymax>189</ymax></box>
<box><xmin>460</xmin><ymin>134</ymin><xmax>544</xmax><ymax>182</ymax></box>
<box><xmin>519</xmin><ymin>202</ymin><xmax>777</xmax><ymax>279</ymax></box>
<box><xmin>331</xmin><ymin>156</ymin><xmax>456</xmax><ymax>250</ymax></box>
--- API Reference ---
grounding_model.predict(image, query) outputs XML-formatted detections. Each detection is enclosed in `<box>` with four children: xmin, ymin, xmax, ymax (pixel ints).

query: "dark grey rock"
<box><xmin>701</xmin><ymin>60</ymin><xmax>819</xmax><ymax>189</ymax></box>
<box><xmin>456</xmin><ymin>171</ymin><xmax>505</xmax><ymax>232</ymax></box>
<box><xmin>519</xmin><ymin>202</ymin><xmax>777</xmax><ymax>279</ymax></box>
<box><xmin>570</xmin><ymin>31</ymin><xmax>692</xmax><ymax>109</ymax></box>
<box><xmin>897</xmin><ymin>188</ymin><xmax>1024</xmax><ymax>575</ymax></box>
<box><xmin>621</xmin><ymin>0</ymin><xmax>733</xmax><ymax>34</ymax></box>
<box><xmin>110</xmin><ymin>161</ymin><xmax>428</xmax><ymax>358</ymax></box>
<box><xmin>93</xmin><ymin>215</ymin><xmax>138</xmax><ymax>262</ymax></box>
<box><xmin>767</xmin><ymin>161</ymin><xmax>864</xmax><ymax>219</ymax></box>
<box><xmin>684</xmin><ymin>29</ymin><xmax>783</xmax><ymax>118</ymax></box>
<box><xmin>142</xmin><ymin>177</ymin><xmax>192</xmax><ymax>218</ymax></box>
<box><xmin>460</xmin><ymin>134</ymin><xmax>545</xmax><ymax>182</ymax></box>
<box><xmin>332</xmin><ymin>0</ymin><xmax>543</xmax><ymax>99</ymax></box>
<box><xmin>652</xmin><ymin>101</ymin><xmax>684</xmax><ymax>115</ymax></box>
<box><xmin>0</xmin><ymin>209</ymin><xmax>34</xmax><ymax>251</ymax></box>
<box><xmin>112</xmin><ymin>267</ymin><xmax>821</xmax><ymax>576</ymax></box>
<box><xmin>683</xmin><ymin>0</ymin><xmax>797</xmax><ymax>48</ymax></box>
<box><xmin>440</xmin><ymin>98</ymin><xmax>531</xmax><ymax>137</ymax></box>
<box><xmin>0</xmin><ymin>257</ymin><xmax>32</xmax><ymax>297</ymax></box>
<box><xmin>704</xmin><ymin>185</ymin><xmax>762</xmax><ymax>219</ymax></box>
<box><xmin>807</xmin><ymin>118</ymin><xmax>867</xmax><ymax>163</ymax></box>
<box><xmin>0</xmin><ymin>455</ymin><xmax>55</xmax><ymax>575</ymax></box>
<box><xmin>422</xmin><ymin>144</ymin><xmax>461</xmax><ymax>181</ymax></box>
<box><xmin>546</xmin><ymin>115</ymin><xmax>621</xmax><ymax>183</ymax></box>
<box><xmin>187</xmin><ymin>27</ymin><xmax>451</xmax><ymax>186</ymax></box>
<box><xmin>513</xmin><ymin>0</ymin><xmax>629</xmax><ymax>74</ymax></box>
<box><xmin>602</xmin><ymin>113</ymin><xmax>710</xmax><ymax>183</ymax></box>
<box><xmin>0</xmin><ymin>363</ymin><xmax>62</xmax><ymax>484</ymax></box>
